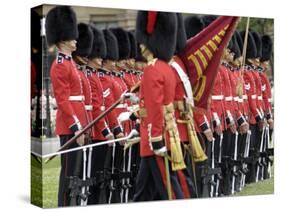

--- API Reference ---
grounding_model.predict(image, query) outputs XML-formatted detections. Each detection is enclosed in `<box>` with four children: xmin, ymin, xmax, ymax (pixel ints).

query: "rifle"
<box><xmin>256</xmin><ymin>126</ymin><xmax>266</xmax><ymax>182</ymax></box>
<box><xmin>240</xmin><ymin>130</ymin><xmax>251</xmax><ymax>188</ymax></box>
<box><xmin>210</xmin><ymin>138</ymin><xmax>215</xmax><ymax>197</ymax></box>
<box><xmin>215</xmin><ymin>133</ymin><xmax>223</xmax><ymax>197</ymax></box>
<box><xmin>231</xmin><ymin>131</ymin><xmax>239</xmax><ymax>195</ymax></box>
<box><xmin>45</xmin><ymin>82</ymin><xmax>140</xmax><ymax>163</ymax></box>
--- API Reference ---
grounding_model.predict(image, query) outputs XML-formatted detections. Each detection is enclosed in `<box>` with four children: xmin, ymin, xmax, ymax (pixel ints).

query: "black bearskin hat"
<box><xmin>251</xmin><ymin>31</ymin><xmax>262</xmax><ymax>58</ymax></box>
<box><xmin>184</xmin><ymin>15</ymin><xmax>205</xmax><ymax>40</ymax></box>
<box><xmin>89</xmin><ymin>25</ymin><xmax>106</xmax><ymax>59</ymax></box>
<box><xmin>202</xmin><ymin>15</ymin><xmax>218</xmax><ymax>27</ymax></box>
<box><xmin>73</xmin><ymin>23</ymin><xmax>94</xmax><ymax>57</ymax></box>
<box><xmin>128</xmin><ymin>31</ymin><xmax>137</xmax><ymax>59</ymax></box>
<box><xmin>235</xmin><ymin>31</ymin><xmax>243</xmax><ymax>54</ymax></box>
<box><xmin>230</xmin><ymin>33</ymin><xmax>241</xmax><ymax>59</ymax></box>
<box><xmin>31</xmin><ymin>10</ymin><xmax>41</xmax><ymax>50</ymax></box>
<box><xmin>240</xmin><ymin>31</ymin><xmax>257</xmax><ymax>59</ymax></box>
<box><xmin>261</xmin><ymin>35</ymin><xmax>273</xmax><ymax>62</ymax></box>
<box><xmin>103</xmin><ymin>29</ymin><xmax>119</xmax><ymax>60</ymax></box>
<box><xmin>110</xmin><ymin>27</ymin><xmax>131</xmax><ymax>60</ymax></box>
<box><xmin>175</xmin><ymin>13</ymin><xmax>187</xmax><ymax>54</ymax></box>
<box><xmin>45</xmin><ymin>6</ymin><xmax>78</xmax><ymax>46</ymax></box>
<box><xmin>136</xmin><ymin>11</ymin><xmax>177</xmax><ymax>62</ymax></box>
<box><xmin>227</xmin><ymin>38</ymin><xmax>233</xmax><ymax>50</ymax></box>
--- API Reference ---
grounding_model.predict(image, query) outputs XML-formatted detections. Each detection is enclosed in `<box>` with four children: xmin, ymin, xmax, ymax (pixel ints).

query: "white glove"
<box><xmin>123</xmin><ymin>93</ymin><xmax>139</xmax><ymax>103</ymax></box>
<box><xmin>154</xmin><ymin>146</ymin><xmax>168</xmax><ymax>157</ymax></box>
<box><xmin>117</xmin><ymin>111</ymin><xmax>132</xmax><ymax>123</ymax></box>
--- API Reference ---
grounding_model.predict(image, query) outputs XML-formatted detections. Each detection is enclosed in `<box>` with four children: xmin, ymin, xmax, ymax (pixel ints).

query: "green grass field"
<box><xmin>31</xmin><ymin>156</ymin><xmax>274</xmax><ymax>208</ymax></box>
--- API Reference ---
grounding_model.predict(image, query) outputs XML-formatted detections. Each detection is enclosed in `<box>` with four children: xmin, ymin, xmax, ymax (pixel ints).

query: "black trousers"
<box><xmin>133</xmin><ymin>156</ymin><xmax>184</xmax><ymax>202</ymax></box>
<box><xmin>221</xmin><ymin>129</ymin><xmax>233</xmax><ymax>196</ymax></box>
<box><xmin>181</xmin><ymin>144</ymin><xmax>198</xmax><ymax>198</ymax></box>
<box><xmin>87</xmin><ymin>140</ymin><xmax>108</xmax><ymax>205</ymax></box>
<box><xmin>246</xmin><ymin>124</ymin><xmax>257</xmax><ymax>183</ymax></box>
<box><xmin>58</xmin><ymin>135</ymin><xmax>82</xmax><ymax>207</ymax></box>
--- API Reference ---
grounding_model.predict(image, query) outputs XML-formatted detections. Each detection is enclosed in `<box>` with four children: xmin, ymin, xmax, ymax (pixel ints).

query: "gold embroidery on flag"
<box><xmin>213</xmin><ymin>35</ymin><xmax>222</xmax><ymax>44</ymax></box>
<box><xmin>194</xmin><ymin>76</ymin><xmax>206</xmax><ymax>101</ymax></box>
<box><xmin>187</xmin><ymin>54</ymin><xmax>203</xmax><ymax>78</ymax></box>
<box><xmin>207</xmin><ymin>40</ymin><xmax>218</xmax><ymax>51</ymax></box>
<box><xmin>200</xmin><ymin>45</ymin><xmax>213</xmax><ymax>60</ymax></box>
<box><xmin>194</xmin><ymin>50</ymin><xmax>208</xmax><ymax>69</ymax></box>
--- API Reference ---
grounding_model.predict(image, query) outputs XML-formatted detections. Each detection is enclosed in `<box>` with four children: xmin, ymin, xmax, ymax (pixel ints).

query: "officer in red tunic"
<box><xmin>134</xmin><ymin>11</ymin><xmax>186</xmax><ymax>201</ymax></box>
<box><xmin>45</xmin><ymin>6</ymin><xmax>87</xmax><ymax>206</ymax></box>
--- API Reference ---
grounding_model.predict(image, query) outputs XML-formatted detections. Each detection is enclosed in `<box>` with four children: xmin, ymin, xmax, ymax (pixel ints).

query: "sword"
<box><xmin>164</xmin><ymin>154</ymin><xmax>172</xmax><ymax>200</ymax></box>
<box><xmin>215</xmin><ymin>133</ymin><xmax>223</xmax><ymax>197</ymax></box>
<box><xmin>43</xmin><ymin>130</ymin><xmax>138</xmax><ymax>160</ymax></box>
<box><xmin>231</xmin><ymin>131</ymin><xmax>239</xmax><ymax>195</ymax></box>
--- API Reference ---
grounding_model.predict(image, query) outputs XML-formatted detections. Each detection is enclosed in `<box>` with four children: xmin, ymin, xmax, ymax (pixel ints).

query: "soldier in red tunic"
<box><xmin>240</xmin><ymin>31</ymin><xmax>264</xmax><ymax>184</ymax></box>
<box><xmin>260</xmin><ymin>34</ymin><xmax>274</xmax><ymax>179</ymax></box>
<box><xmin>133</xmin><ymin>11</ymin><xmax>186</xmax><ymax>201</ymax></box>
<box><xmin>45</xmin><ymin>6</ymin><xmax>87</xmax><ymax>206</ymax></box>
<box><xmin>86</xmin><ymin>25</ymin><xmax>115</xmax><ymax>204</ymax></box>
<box><xmin>260</xmin><ymin>35</ymin><xmax>274</xmax><ymax>132</ymax></box>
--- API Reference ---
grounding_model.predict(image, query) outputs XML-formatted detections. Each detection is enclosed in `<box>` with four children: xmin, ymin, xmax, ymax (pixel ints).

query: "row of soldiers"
<box><xmin>35</xmin><ymin>6</ymin><xmax>274</xmax><ymax>207</ymax></box>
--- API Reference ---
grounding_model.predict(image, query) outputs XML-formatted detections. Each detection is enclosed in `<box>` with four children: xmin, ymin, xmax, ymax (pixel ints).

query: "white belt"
<box><xmin>268</xmin><ymin>98</ymin><xmax>272</xmax><ymax>103</ymax></box>
<box><xmin>69</xmin><ymin>95</ymin><xmax>85</xmax><ymax>101</ymax></box>
<box><xmin>242</xmin><ymin>95</ymin><xmax>248</xmax><ymax>100</ymax></box>
<box><xmin>257</xmin><ymin>96</ymin><xmax>262</xmax><ymax>100</ymax></box>
<box><xmin>238</xmin><ymin>99</ymin><xmax>243</xmax><ymax>103</ymax></box>
<box><xmin>251</xmin><ymin>94</ymin><xmax>257</xmax><ymax>99</ymax></box>
<box><xmin>233</xmin><ymin>96</ymin><xmax>239</xmax><ymax>101</ymax></box>
<box><xmin>85</xmin><ymin>105</ymin><xmax>93</xmax><ymax>111</ymax></box>
<box><xmin>116</xmin><ymin>103</ymin><xmax>128</xmax><ymax>109</ymax></box>
<box><xmin>212</xmin><ymin>95</ymin><xmax>224</xmax><ymax>100</ymax></box>
<box><xmin>225</xmin><ymin>96</ymin><xmax>233</xmax><ymax>101</ymax></box>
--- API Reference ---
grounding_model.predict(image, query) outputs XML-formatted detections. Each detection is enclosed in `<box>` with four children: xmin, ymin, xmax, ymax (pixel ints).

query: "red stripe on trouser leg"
<box><xmin>155</xmin><ymin>156</ymin><xmax>176</xmax><ymax>199</ymax></box>
<box><xmin>177</xmin><ymin>170</ymin><xmax>190</xmax><ymax>198</ymax></box>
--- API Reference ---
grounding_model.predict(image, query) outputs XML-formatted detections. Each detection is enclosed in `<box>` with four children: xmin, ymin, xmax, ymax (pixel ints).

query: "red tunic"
<box><xmin>50</xmin><ymin>52</ymin><xmax>87</xmax><ymax>135</ymax></box>
<box><xmin>77</xmin><ymin>68</ymin><xmax>93</xmax><ymax>123</ymax></box>
<box><xmin>97</xmin><ymin>69</ymin><xmax>122</xmax><ymax>136</ymax></box>
<box><xmin>139</xmin><ymin>59</ymin><xmax>176</xmax><ymax>157</ymax></box>
<box><xmin>259</xmin><ymin>71</ymin><xmax>273</xmax><ymax>118</ymax></box>
<box><xmin>251</xmin><ymin>70</ymin><xmax>265</xmax><ymax>113</ymax></box>
<box><xmin>85</xmin><ymin>66</ymin><xmax>111</xmax><ymax>141</ymax></box>
<box><xmin>220</xmin><ymin>64</ymin><xmax>236</xmax><ymax>128</ymax></box>
<box><xmin>171</xmin><ymin>56</ymin><xmax>209</xmax><ymax>142</ymax></box>
<box><xmin>210</xmin><ymin>67</ymin><xmax>225</xmax><ymax>130</ymax></box>
<box><xmin>228</xmin><ymin>69</ymin><xmax>246</xmax><ymax>126</ymax></box>
<box><xmin>243</xmin><ymin>66</ymin><xmax>261</xmax><ymax>125</ymax></box>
